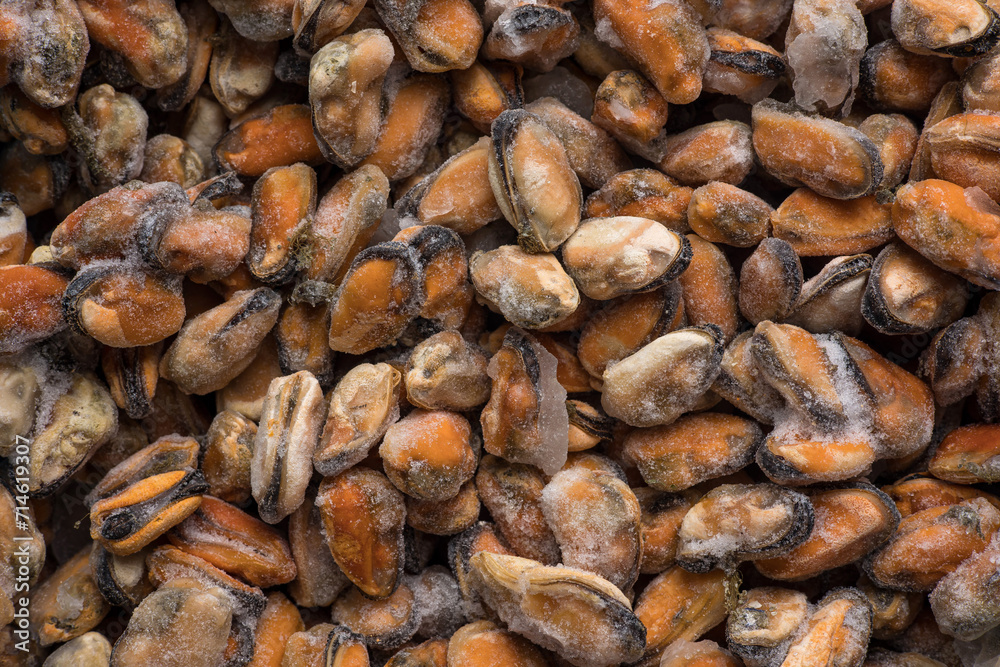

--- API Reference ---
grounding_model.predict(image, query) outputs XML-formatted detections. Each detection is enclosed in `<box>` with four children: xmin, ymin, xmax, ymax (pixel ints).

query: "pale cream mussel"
<box><xmin>675</xmin><ymin>483</ymin><xmax>815</xmax><ymax>573</ymax></box>
<box><xmin>67</xmin><ymin>84</ymin><xmax>148</xmax><ymax>193</ymax></box>
<box><xmin>90</xmin><ymin>543</ymin><xmax>154</xmax><ymax>612</ymax></box>
<box><xmin>601</xmin><ymin>325</ymin><xmax>724</xmax><ymax>429</ymax></box>
<box><xmin>25</xmin><ymin>371</ymin><xmax>118</xmax><ymax>497</ymax></box>
<box><xmin>43</xmin><ymin>632</ymin><xmax>113</xmax><ymax>667</ymax></box>
<box><xmin>291</xmin><ymin>0</ymin><xmax>368</xmax><ymax>55</ymax></box>
<box><xmin>739</xmin><ymin>238</ymin><xmax>803</xmax><ymax>326</ymax></box>
<box><xmin>62</xmin><ymin>263</ymin><xmax>185</xmax><ymax>348</ymax></box>
<box><xmin>782</xmin><ymin>254</ymin><xmax>873</xmax><ymax>336</ymax></box>
<box><xmin>469</xmin><ymin>245</ymin><xmax>580</xmax><ymax>330</ymax></box>
<box><xmin>487</xmin><ymin>108</ymin><xmax>583</xmax><ymax>254</ymax></box>
<box><xmin>480</xmin><ymin>327</ymin><xmax>569</xmax><ymax>476</ymax></box>
<box><xmin>539</xmin><ymin>466</ymin><xmax>642</xmax><ymax>591</ymax></box>
<box><xmin>0</xmin><ymin>355</ymin><xmax>41</xmax><ymax>456</ymax></box>
<box><xmin>928</xmin><ymin>531</ymin><xmax>1000</xmax><ymax>641</ymax></box>
<box><xmin>560</xmin><ymin>216</ymin><xmax>691</xmax><ymax>301</ymax></box>
<box><xmin>0</xmin><ymin>485</ymin><xmax>44</xmax><ymax>624</ymax></box>
<box><xmin>523</xmin><ymin>96</ymin><xmax>632</xmax><ymax>190</ymax></box>
<box><xmin>159</xmin><ymin>287</ymin><xmax>281</xmax><ymax>395</ymax></box>
<box><xmin>308</xmin><ymin>29</ymin><xmax>395</xmax><ymax>169</ymax></box>
<box><xmin>251</xmin><ymin>370</ymin><xmax>325</xmax><ymax>524</ymax></box>
<box><xmin>327</xmin><ymin>242</ymin><xmax>426</xmax><ymax>354</ymax></box>
<box><xmin>751</xmin><ymin>98</ymin><xmax>884</xmax><ymax>200</ymax></box>
<box><xmin>467</xmin><ymin>551</ymin><xmax>646</xmax><ymax>667</ymax></box>
<box><xmin>712</xmin><ymin>330</ymin><xmax>787</xmax><ymax>425</ymax></box>
<box><xmin>144</xmin><ymin>544</ymin><xmax>268</xmax><ymax>657</ymax></box>
<box><xmin>891</xmin><ymin>0</ymin><xmax>1000</xmax><ymax>58</ymax></box>
<box><xmin>780</xmin><ymin>587</ymin><xmax>873</xmax><ymax>667</ymax></box>
<box><xmin>31</xmin><ymin>547</ymin><xmax>110</xmax><ymax>648</ymax></box>
<box><xmin>726</xmin><ymin>587</ymin><xmax>811</xmax><ymax>667</ymax></box>
<box><xmin>404</xmin><ymin>331</ymin><xmax>491</xmax><ymax>412</ymax></box>
<box><xmin>314</xmin><ymin>362</ymin><xmax>401</xmax><ymax>478</ymax></box>
<box><xmin>208</xmin><ymin>17</ymin><xmax>278</xmax><ymax>118</ymax></box>
<box><xmin>110</xmin><ymin>578</ymin><xmax>234</xmax><ymax>667</ymax></box>
<box><xmin>482</xmin><ymin>2</ymin><xmax>580</xmax><ymax>73</ymax></box>
<box><xmin>101</xmin><ymin>344</ymin><xmax>162</xmax><ymax>420</ymax></box>
<box><xmin>862</xmin><ymin>242</ymin><xmax>969</xmax><ymax>335</ymax></box>
<box><xmin>576</xmin><ymin>282</ymin><xmax>685</xmax><ymax>383</ymax></box>
<box><xmin>857</xmin><ymin>576</ymin><xmax>925</xmax><ymax>641</ymax></box>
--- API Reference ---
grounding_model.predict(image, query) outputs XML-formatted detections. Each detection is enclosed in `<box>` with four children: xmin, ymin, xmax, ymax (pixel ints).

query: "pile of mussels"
<box><xmin>2</xmin><ymin>0</ymin><xmax>1000</xmax><ymax>665</ymax></box>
